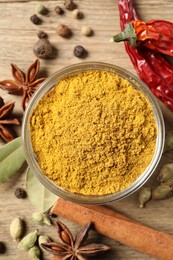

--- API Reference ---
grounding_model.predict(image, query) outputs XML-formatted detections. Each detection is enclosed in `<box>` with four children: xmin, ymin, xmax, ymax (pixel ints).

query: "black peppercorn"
<box><xmin>14</xmin><ymin>188</ymin><xmax>27</xmax><ymax>199</ymax></box>
<box><xmin>0</xmin><ymin>242</ymin><xmax>6</xmax><ymax>254</ymax></box>
<box><xmin>64</xmin><ymin>0</ymin><xmax>76</xmax><ymax>10</ymax></box>
<box><xmin>55</xmin><ymin>5</ymin><xmax>64</xmax><ymax>15</ymax></box>
<box><xmin>73</xmin><ymin>45</ymin><xmax>86</xmax><ymax>58</ymax></box>
<box><xmin>30</xmin><ymin>14</ymin><xmax>42</xmax><ymax>25</ymax></box>
<box><xmin>33</xmin><ymin>38</ymin><xmax>53</xmax><ymax>59</ymax></box>
<box><xmin>37</xmin><ymin>30</ymin><xmax>48</xmax><ymax>39</ymax></box>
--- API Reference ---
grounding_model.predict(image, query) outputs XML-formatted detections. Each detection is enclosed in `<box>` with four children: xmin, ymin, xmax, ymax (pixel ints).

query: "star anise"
<box><xmin>41</xmin><ymin>220</ymin><xmax>110</xmax><ymax>260</ymax></box>
<box><xmin>0</xmin><ymin>59</ymin><xmax>46</xmax><ymax>111</ymax></box>
<box><xmin>0</xmin><ymin>96</ymin><xmax>20</xmax><ymax>142</ymax></box>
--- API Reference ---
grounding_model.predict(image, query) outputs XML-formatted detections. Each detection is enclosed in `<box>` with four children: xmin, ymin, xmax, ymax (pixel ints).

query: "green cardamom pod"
<box><xmin>42</xmin><ymin>215</ymin><xmax>51</xmax><ymax>226</ymax></box>
<box><xmin>28</xmin><ymin>245</ymin><xmax>41</xmax><ymax>259</ymax></box>
<box><xmin>18</xmin><ymin>230</ymin><xmax>38</xmax><ymax>251</ymax></box>
<box><xmin>163</xmin><ymin>176</ymin><xmax>173</xmax><ymax>188</ymax></box>
<box><xmin>38</xmin><ymin>235</ymin><xmax>51</xmax><ymax>252</ymax></box>
<box><xmin>152</xmin><ymin>185</ymin><xmax>173</xmax><ymax>200</ymax></box>
<box><xmin>10</xmin><ymin>217</ymin><xmax>24</xmax><ymax>241</ymax></box>
<box><xmin>32</xmin><ymin>212</ymin><xmax>51</xmax><ymax>226</ymax></box>
<box><xmin>32</xmin><ymin>212</ymin><xmax>43</xmax><ymax>223</ymax></box>
<box><xmin>138</xmin><ymin>187</ymin><xmax>152</xmax><ymax>208</ymax></box>
<box><xmin>164</xmin><ymin>130</ymin><xmax>173</xmax><ymax>152</ymax></box>
<box><xmin>157</xmin><ymin>163</ymin><xmax>173</xmax><ymax>183</ymax></box>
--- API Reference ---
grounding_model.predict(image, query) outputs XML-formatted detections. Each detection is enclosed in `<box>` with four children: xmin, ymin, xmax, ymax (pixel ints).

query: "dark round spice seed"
<box><xmin>37</xmin><ymin>30</ymin><xmax>47</xmax><ymax>39</ymax></box>
<box><xmin>30</xmin><ymin>14</ymin><xmax>42</xmax><ymax>25</ymax></box>
<box><xmin>64</xmin><ymin>0</ymin><xmax>76</xmax><ymax>10</ymax></box>
<box><xmin>72</xmin><ymin>9</ymin><xmax>83</xmax><ymax>19</ymax></box>
<box><xmin>0</xmin><ymin>242</ymin><xmax>6</xmax><ymax>254</ymax></box>
<box><xmin>81</xmin><ymin>26</ymin><xmax>93</xmax><ymax>36</ymax></box>
<box><xmin>33</xmin><ymin>38</ymin><xmax>53</xmax><ymax>59</ymax></box>
<box><xmin>73</xmin><ymin>45</ymin><xmax>86</xmax><ymax>58</ymax></box>
<box><xmin>15</xmin><ymin>188</ymin><xmax>27</xmax><ymax>199</ymax></box>
<box><xmin>56</xmin><ymin>24</ymin><xmax>71</xmax><ymax>38</ymax></box>
<box><xmin>55</xmin><ymin>5</ymin><xmax>64</xmax><ymax>15</ymax></box>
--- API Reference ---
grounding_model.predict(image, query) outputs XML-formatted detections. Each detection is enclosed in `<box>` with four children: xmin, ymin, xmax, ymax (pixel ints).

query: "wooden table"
<box><xmin>0</xmin><ymin>0</ymin><xmax>173</xmax><ymax>259</ymax></box>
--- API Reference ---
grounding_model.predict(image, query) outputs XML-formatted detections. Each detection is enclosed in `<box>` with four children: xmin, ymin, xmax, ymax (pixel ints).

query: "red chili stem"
<box><xmin>113</xmin><ymin>19</ymin><xmax>173</xmax><ymax>56</ymax></box>
<box><xmin>118</xmin><ymin>0</ymin><xmax>173</xmax><ymax>111</ymax></box>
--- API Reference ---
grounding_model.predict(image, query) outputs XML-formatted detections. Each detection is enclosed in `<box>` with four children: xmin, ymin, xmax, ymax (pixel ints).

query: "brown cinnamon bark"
<box><xmin>84</xmin><ymin>204</ymin><xmax>134</xmax><ymax>222</ymax></box>
<box><xmin>51</xmin><ymin>198</ymin><xmax>173</xmax><ymax>260</ymax></box>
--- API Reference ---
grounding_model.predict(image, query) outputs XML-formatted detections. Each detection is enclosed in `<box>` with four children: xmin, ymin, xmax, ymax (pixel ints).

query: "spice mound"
<box><xmin>30</xmin><ymin>70</ymin><xmax>157</xmax><ymax>195</ymax></box>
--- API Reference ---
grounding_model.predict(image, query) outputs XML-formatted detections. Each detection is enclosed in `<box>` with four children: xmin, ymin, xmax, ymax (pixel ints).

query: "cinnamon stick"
<box><xmin>51</xmin><ymin>198</ymin><xmax>173</xmax><ymax>260</ymax></box>
<box><xmin>84</xmin><ymin>204</ymin><xmax>134</xmax><ymax>223</ymax></box>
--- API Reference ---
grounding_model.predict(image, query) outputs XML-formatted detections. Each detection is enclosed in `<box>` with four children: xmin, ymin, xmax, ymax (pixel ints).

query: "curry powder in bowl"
<box><xmin>23</xmin><ymin>62</ymin><xmax>164</xmax><ymax>204</ymax></box>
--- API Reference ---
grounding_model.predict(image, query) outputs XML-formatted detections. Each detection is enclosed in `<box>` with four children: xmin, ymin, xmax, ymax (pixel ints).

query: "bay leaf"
<box><xmin>0</xmin><ymin>137</ymin><xmax>26</xmax><ymax>184</ymax></box>
<box><xmin>26</xmin><ymin>168</ymin><xmax>58</xmax><ymax>212</ymax></box>
<box><xmin>0</xmin><ymin>136</ymin><xmax>23</xmax><ymax>161</ymax></box>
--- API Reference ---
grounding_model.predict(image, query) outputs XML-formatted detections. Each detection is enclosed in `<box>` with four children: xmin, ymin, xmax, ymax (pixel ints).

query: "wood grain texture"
<box><xmin>0</xmin><ymin>0</ymin><xmax>173</xmax><ymax>259</ymax></box>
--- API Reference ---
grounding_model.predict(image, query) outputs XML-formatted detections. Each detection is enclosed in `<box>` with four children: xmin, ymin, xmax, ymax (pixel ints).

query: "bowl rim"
<box><xmin>22</xmin><ymin>61</ymin><xmax>165</xmax><ymax>205</ymax></box>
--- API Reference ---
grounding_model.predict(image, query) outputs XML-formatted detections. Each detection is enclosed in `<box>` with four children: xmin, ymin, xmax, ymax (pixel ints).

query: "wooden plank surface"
<box><xmin>0</xmin><ymin>0</ymin><xmax>173</xmax><ymax>259</ymax></box>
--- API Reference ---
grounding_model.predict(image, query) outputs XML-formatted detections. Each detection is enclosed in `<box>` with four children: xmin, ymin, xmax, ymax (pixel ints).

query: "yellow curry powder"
<box><xmin>30</xmin><ymin>70</ymin><xmax>157</xmax><ymax>195</ymax></box>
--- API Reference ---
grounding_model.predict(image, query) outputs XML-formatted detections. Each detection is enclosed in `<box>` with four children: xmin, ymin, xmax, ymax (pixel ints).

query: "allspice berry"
<box><xmin>72</xmin><ymin>9</ymin><xmax>83</xmax><ymax>19</ymax></box>
<box><xmin>81</xmin><ymin>26</ymin><xmax>93</xmax><ymax>36</ymax></box>
<box><xmin>64</xmin><ymin>0</ymin><xmax>76</xmax><ymax>10</ymax></box>
<box><xmin>33</xmin><ymin>39</ymin><xmax>53</xmax><ymax>59</ymax></box>
<box><xmin>55</xmin><ymin>5</ymin><xmax>64</xmax><ymax>15</ymax></box>
<box><xmin>37</xmin><ymin>30</ymin><xmax>48</xmax><ymax>39</ymax></box>
<box><xmin>73</xmin><ymin>45</ymin><xmax>86</xmax><ymax>58</ymax></box>
<box><xmin>56</xmin><ymin>24</ymin><xmax>71</xmax><ymax>38</ymax></box>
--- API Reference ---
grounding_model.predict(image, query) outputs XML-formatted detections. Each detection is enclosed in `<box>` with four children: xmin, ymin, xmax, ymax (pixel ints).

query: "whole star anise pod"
<box><xmin>41</xmin><ymin>220</ymin><xmax>110</xmax><ymax>260</ymax></box>
<box><xmin>0</xmin><ymin>59</ymin><xmax>46</xmax><ymax>111</ymax></box>
<box><xmin>0</xmin><ymin>96</ymin><xmax>20</xmax><ymax>142</ymax></box>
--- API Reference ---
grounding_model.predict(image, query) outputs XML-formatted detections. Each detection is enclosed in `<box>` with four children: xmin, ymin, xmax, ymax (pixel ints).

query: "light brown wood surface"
<box><xmin>0</xmin><ymin>1</ymin><xmax>173</xmax><ymax>260</ymax></box>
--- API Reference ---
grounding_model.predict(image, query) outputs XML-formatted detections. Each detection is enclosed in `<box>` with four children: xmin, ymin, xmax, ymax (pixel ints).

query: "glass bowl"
<box><xmin>22</xmin><ymin>62</ymin><xmax>165</xmax><ymax>205</ymax></box>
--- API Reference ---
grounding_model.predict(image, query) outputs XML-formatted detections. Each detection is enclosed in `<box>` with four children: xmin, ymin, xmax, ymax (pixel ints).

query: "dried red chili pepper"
<box><xmin>117</xmin><ymin>0</ymin><xmax>173</xmax><ymax>111</ymax></box>
<box><xmin>112</xmin><ymin>19</ymin><xmax>173</xmax><ymax>56</ymax></box>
